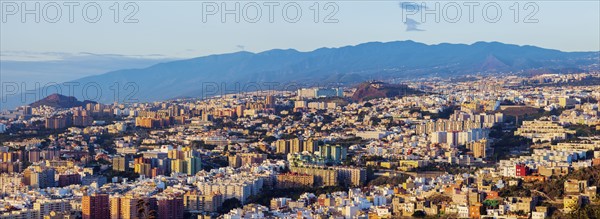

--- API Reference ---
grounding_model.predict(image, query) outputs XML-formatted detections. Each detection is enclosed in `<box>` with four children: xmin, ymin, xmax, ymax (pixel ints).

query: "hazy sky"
<box><xmin>1</xmin><ymin>0</ymin><xmax>599</xmax><ymax>61</ymax></box>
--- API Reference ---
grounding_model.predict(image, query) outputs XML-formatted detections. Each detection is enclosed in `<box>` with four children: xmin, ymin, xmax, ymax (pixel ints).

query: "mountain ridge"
<box><xmin>2</xmin><ymin>40</ymin><xmax>598</xmax><ymax>110</ymax></box>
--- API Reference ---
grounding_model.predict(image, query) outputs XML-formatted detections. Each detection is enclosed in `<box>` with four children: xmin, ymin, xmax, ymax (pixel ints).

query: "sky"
<box><xmin>0</xmin><ymin>0</ymin><xmax>599</xmax><ymax>110</ymax></box>
<box><xmin>1</xmin><ymin>0</ymin><xmax>599</xmax><ymax>61</ymax></box>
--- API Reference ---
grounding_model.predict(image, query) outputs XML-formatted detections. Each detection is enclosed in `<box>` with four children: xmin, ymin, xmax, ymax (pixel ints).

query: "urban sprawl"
<box><xmin>1</xmin><ymin>72</ymin><xmax>600</xmax><ymax>219</ymax></box>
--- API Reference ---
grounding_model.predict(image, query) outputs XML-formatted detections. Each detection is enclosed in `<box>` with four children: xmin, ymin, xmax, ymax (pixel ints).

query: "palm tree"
<box><xmin>148</xmin><ymin>209</ymin><xmax>157</xmax><ymax>219</ymax></box>
<box><xmin>136</xmin><ymin>199</ymin><xmax>145</xmax><ymax>219</ymax></box>
<box><xmin>136</xmin><ymin>199</ymin><xmax>153</xmax><ymax>219</ymax></box>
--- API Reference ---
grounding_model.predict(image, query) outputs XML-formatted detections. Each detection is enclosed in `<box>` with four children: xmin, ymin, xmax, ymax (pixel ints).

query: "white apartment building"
<box><xmin>197</xmin><ymin>176</ymin><xmax>263</xmax><ymax>204</ymax></box>
<box><xmin>515</xmin><ymin>120</ymin><xmax>575</xmax><ymax>142</ymax></box>
<box><xmin>33</xmin><ymin>199</ymin><xmax>72</xmax><ymax>218</ymax></box>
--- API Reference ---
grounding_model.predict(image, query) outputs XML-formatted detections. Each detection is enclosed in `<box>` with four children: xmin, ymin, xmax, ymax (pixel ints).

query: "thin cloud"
<box><xmin>399</xmin><ymin>2</ymin><xmax>426</xmax><ymax>11</ymax></box>
<box><xmin>0</xmin><ymin>51</ymin><xmax>171</xmax><ymax>61</ymax></box>
<box><xmin>404</xmin><ymin>18</ymin><xmax>425</xmax><ymax>31</ymax></box>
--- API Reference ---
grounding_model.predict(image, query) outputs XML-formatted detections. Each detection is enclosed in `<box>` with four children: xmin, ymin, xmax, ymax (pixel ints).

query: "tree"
<box><xmin>412</xmin><ymin>210</ymin><xmax>426</xmax><ymax>218</ymax></box>
<box><xmin>219</xmin><ymin>198</ymin><xmax>242</xmax><ymax>214</ymax></box>
<box><xmin>429</xmin><ymin>194</ymin><xmax>452</xmax><ymax>204</ymax></box>
<box><xmin>499</xmin><ymin>185</ymin><xmax>531</xmax><ymax>197</ymax></box>
<box><xmin>568</xmin><ymin>204</ymin><xmax>600</xmax><ymax>219</ymax></box>
<box><xmin>136</xmin><ymin>199</ymin><xmax>146</xmax><ymax>218</ymax></box>
<box><xmin>483</xmin><ymin>199</ymin><xmax>499</xmax><ymax>208</ymax></box>
<box><xmin>148</xmin><ymin>210</ymin><xmax>157</xmax><ymax>219</ymax></box>
<box><xmin>191</xmin><ymin>140</ymin><xmax>216</xmax><ymax>150</ymax></box>
<box><xmin>262</xmin><ymin>136</ymin><xmax>277</xmax><ymax>144</ymax></box>
<box><xmin>367</xmin><ymin>175</ymin><xmax>410</xmax><ymax>186</ymax></box>
<box><xmin>135</xmin><ymin>199</ymin><xmax>156</xmax><ymax>219</ymax></box>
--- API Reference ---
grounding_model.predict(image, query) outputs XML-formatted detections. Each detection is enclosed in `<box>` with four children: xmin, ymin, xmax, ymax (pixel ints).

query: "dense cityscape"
<box><xmin>0</xmin><ymin>72</ymin><xmax>599</xmax><ymax>219</ymax></box>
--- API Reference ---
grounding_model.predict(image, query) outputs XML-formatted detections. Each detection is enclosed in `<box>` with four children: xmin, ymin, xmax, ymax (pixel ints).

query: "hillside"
<box><xmin>29</xmin><ymin>93</ymin><xmax>96</xmax><ymax>108</ymax></box>
<box><xmin>351</xmin><ymin>82</ymin><xmax>423</xmax><ymax>102</ymax></box>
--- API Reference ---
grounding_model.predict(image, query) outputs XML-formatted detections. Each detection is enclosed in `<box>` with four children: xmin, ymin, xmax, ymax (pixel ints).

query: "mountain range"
<box><xmin>2</xmin><ymin>40</ymin><xmax>598</xmax><ymax>109</ymax></box>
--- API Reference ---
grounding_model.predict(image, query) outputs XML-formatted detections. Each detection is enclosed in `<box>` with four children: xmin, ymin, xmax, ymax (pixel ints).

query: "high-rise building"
<box><xmin>447</xmin><ymin>131</ymin><xmax>458</xmax><ymax>147</ymax></box>
<box><xmin>559</xmin><ymin>96</ymin><xmax>576</xmax><ymax>108</ymax></box>
<box><xmin>228</xmin><ymin>153</ymin><xmax>267</xmax><ymax>168</ymax></box>
<box><xmin>315</xmin><ymin>88</ymin><xmax>343</xmax><ymax>98</ymax></box>
<box><xmin>228</xmin><ymin>154</ymin><xmax>242</xmax><ymax>168</ymax></box>
<box><xmin>289</xmin><ymin>138</ymin><xmax>304</xmax><ymax>154</ymax></box>
<box><xmin>297</xmin><ymin>88</ymin><xmax>317</xmax><ymax>99</ymax></box>
<box><xmin>0</xmin><ymin>173</ymin><xmax>26</xmax><ymax>195</ymax></box>
<box><xmin>33</xmin><ymin>199</ymin><xmax>71</xmax><ymax>217</ymax></box>
<box><xmin>297</xmin><ymin>88</ymin><xmax>343</xmax><ymax>99</ymax></box>
<box><xmin>168</xmin><ymin>150</ymin><xmax>184</xmax><ymax>160</ymax></box>
<box><xmin>289</xmin><ymin>165</ymin><xmax>366</xmax><ymax>187</ymax></box>
<box><xmin>135</xmin><ymin>117</ymin><xmax>174</xmax><ymax>129</ymax></box>
<box><xmin>276</xmin><ymin>138</ymin><xmax>313</xmax><ymax>154</ymax></box>
<box><xmin>45</xmin><ymin>116</ymin><xmax>69</xmax><ymax>129</ymax></box>
<box><xmin>171</xmin><ymin>159</ymin><xmax>187</xmax><ymax>174</ymax></box>
<box><xmin>110</xmin><ymin>195</ymin><xmax>121</xmax><ymax>219</ymax></box>
<box><xmin>318</xmin><ymin>144</ymin><xmax>347</xmax><ymax>163</ymax></box>
<box><xmin>111</xmin><ymin>195</ymin><xmax>157</xmax><ymax>219</ymax></box>
<box><xmin>289</xmin><ymin>166</ymin><xmax>338</xmax><ymax>187</ymax></box>
<box><xmin>184</xmin><ymin>190</ymin><xmax>223</xmax><ymax>213</ymax></box>
<box><xmin>276</xmin><ymin>173</ymin><xmax>314</xmax><ymax>188</ymax></box>
<box><xmin>515</xmin><ymin>120</ymin><xmax>574</xmax><ymax>142</ymax></box>
<box><xmin>23</xmin><ymin>167</ymin><xmax>56</xmax><ymax>188</ymax></box>
<box><xmin>470</xmin><ymin>138</ymin><xmax>489</xmax><ymax>158</ymax></box>
<box><xmin>197</xmin><ymin>177</ymin><xmax>263</xmax><ymax>204</ymax></box>
<box><xmin>22</xmin><ymin>106</ymin><xmax>32</xmax><ymax>115</ymax></box>
<box><xmin>41</xmin><ymin>147</ymin><xmax>60</xmax><ymax>160</ymax></box>
<box><xmin>73</xmin><ymin>114</ymin><xmax>93</xmax><ymax>127</ymax></box>
<box><xmin>0</xmin><ymin>161</ymin><xmax>22</xmax><ymax>173</ymax></box>
<box><xmin>235</xmin><ymin>105</ymin><xmax>245</xmax><ymax>117</ymax></box>
<box><xmin>157</xmin><ymin>197</ymin><xmax>184</xmax><ymax>219</ymax></box>
<box><xmin>334</xmin><ymin>166</ymin><xmax>367</xmax><ymax>187</ymax></box>
<box><xmin>2</xmin><ymin>151</ymin><xmax>23</xmax><ymax>163</ymax></box>
<box><xmin>275</xmin><ymin>139</ymin><xmax>290</xmax><ymax>154</ymax></box>
<box><xmin>186</xmin><ymin>157</ymin><xmax>202</xmax><ymax>175</ymax></box>
<box><xmin>28</xmin><ymin>149</ymin><xmax>41</xmax><ymax>163</ymax></box>
<box><xmin>303</xmin><ymin>138</ymin><xmax>318</xmax><ymax>153</ymax></box>
<box><xmin>58</xmin><ymin>173</ymin><xmax>81</xmax><ymax>187</ymax></box>
<box><xmin>134</xmin><ymin>163</ymin><xmax>153</xmax><ymax>177</ymax></box>
<box><xmin>112</xmin><ymin>156</ymin><xmax>130</xmax><ymax>172</ymax></box>
<box><xmin>82</xmin><ymin>193</ymin><xmax>110</xmax><ymax>219</ymax></box>
<box><xmin>515</xmin><ymin>164</ymin><xmax>529</xmax><ymax>177</ymax></box>
<box><xmin>265</xmin><ymin>95</ymin><xmax>275</xmax><ymax>107</ymax></box>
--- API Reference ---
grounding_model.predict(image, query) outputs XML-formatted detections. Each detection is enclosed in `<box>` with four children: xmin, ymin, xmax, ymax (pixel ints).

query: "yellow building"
<box><xmin>563</xmin><ymin>195</ymin><xmax>581</xmax><ymax>213</ymax></box>
<box><xmin>276</xmin><ymin>173</ymin><xmax>315</xmax><ymax>188</ymax></box>
<box><xmin>461</xmin><ymin>102</ymin><xmax>483</xmax><ymax>113</ymax></box>
<box><xmin>303</xmin><ymin>138</ymin><xmax>318</xmax><ymax>153</ymax></box>
<box><xmin>564</xmin><ymin>179</ymin><xmax>587</xmax><ymax>195</ymax></box>
<box><xmin>184</xmin><ymin>190</ymin><xmax>223</xmax><ymax>213</ymax></box>
<box><xmin>171</xmin><ymin>159</ymin><xmax>187</xmax><ymax>174</ymax></box>
<box><xmin>469</xmin><ymin>138</ymin><xmax>489</xmax><ymax>158</ymax></box>
<box><xmin>398</xmin><ymin>160</ymin><xmax>427</xmax><ymax>171</ymax></box>
<box><xmin>380</xmin><ymin>162</ymin><xmax>396</xmax><ymax>169</ymax></box>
